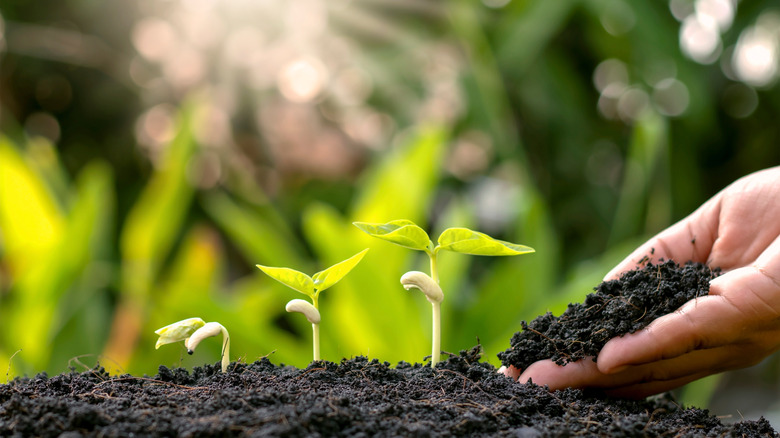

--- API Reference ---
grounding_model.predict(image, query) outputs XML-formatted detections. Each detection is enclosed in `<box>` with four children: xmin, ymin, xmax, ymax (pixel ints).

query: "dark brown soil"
<box><xmin>1</xmin><ymin>347</ymin><xmax>775</xmax><ymax>437</ymax></box>
<box><xmin>499</xmin><ymin>260</ymin><xmax>719</xmax><ymax>370</ymax></box>
<box><xmin>1</xmin><ymin>260</ymin><xmax>776</xmax><ymax>437</ymax></box>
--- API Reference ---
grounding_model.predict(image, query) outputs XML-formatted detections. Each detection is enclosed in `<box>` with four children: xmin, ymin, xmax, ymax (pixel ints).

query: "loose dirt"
<box><xmin>1</xmin><ymin>260</ymin><xmax>775</xmax><ymax>436</ymax></box>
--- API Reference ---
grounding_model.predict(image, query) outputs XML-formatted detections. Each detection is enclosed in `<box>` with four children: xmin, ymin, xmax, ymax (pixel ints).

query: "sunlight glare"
<box><xmin>679</xmin><ymin>13</ymin><xmax>721</xmax><ymax>64</ymax></box>
<box><xmin>695</xmin><ymin>0</ymin><xmax>734</xmax><ymax>32</ymax></box>
<box><xmin>277</xmin><ymin>56</ymin><xmax>328</xmax><ymax>103</ymax></box>
<box><xmin>131</xmin><ymin>18</ymin><xmax>178</xmax><ymax>62</ymax></box>
<box><xmin>732</xmin><ymin>21</ymin><xmax>779</xmax><ymax>88</ymax></box>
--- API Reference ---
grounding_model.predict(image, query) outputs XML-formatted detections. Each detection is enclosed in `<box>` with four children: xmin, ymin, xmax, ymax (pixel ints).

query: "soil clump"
<box><xmin>499</xmin><ymin>260</ymin><xmax>718</xmax><ymax>370</ymax></box>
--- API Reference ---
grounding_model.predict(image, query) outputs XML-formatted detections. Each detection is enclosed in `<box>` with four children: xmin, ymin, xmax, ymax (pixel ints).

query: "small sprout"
<box><xmin>400</xmin><ymin>271</ymin><xmax>442</xmax><ymax>368</ymax></box>
<box><xmin>257</xmin><ymin>248</ymin><xmax>368</xmax><ymax>362</ymax></box>
<box><xmin>286</xmin><ymin>299</ymin><xmax>321</xmax><ymax>324</ymax></box>
<box><xmin>355</xmin><ymin>220</ymin><xmax>534</xmax><ymax>366</ymax></box>
<box><xmin>154</xmin><ymin>318</ymin><xmax>231</xmax><ymax>373</ymax></box>
<box><xmin>154</xmin><ymin>317</ymin><xmax>205</xmax><ymax>349</ymax></box>
<box><xmin>400</xmin><ymin>271</ymin><xmax>443</xmax><ymax>304</ymax></box>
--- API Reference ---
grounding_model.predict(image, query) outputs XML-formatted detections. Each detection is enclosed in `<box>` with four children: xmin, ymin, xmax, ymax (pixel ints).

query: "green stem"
<box><xmin>312</xmin><ymin>323</ymin><xmax>320</xmax><ymax>361</ymax></box>
<box><xmin>311</xmin><ymin>295</ymin><xmax>320</xmax><ymax>361</ymax></box>
<box><xmin>220</xmin><ymin>327</ymin><xmax>230</xmax><ymax>373</ymax></box>
<box><xmin>429</xmin><ymin>251</ymin><xmax>441</xmax><ymax>367</ymax></box>
<box><xmin>429</xmin><ymin>251</ymin><xmax>439</xmax><ymax>284</ymax></box>
<box><xmin>431</xmin><ymin>301</ymin><xmax>441</xmax><ymax>366</ymax></box>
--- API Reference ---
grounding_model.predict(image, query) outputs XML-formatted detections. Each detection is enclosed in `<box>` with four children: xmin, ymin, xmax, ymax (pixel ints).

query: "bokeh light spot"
<box><xmin>163</xmin><ymin>47</ymin><xmax>206</xmax><ymax>90</ymax></box>
<box><xmin>135</xmin><ymin>104</ymin><xmax>177</xmax><ymax>158</ymax></box>
<box><xmin>131</xmin><ymin>18</ymin><xmax>178</xmax><ymax>62</ymax></box>
<box><xmin>600</xmin><ymin>1</ymin><xmax>636</xmax><ymax>36</ymax></box>
<box><xmin>695</xmin><ymin>0</ymin><xmax>734</xmax><ymax>32</ymax></box>
<box><xmin>652</xmin><ymin>78</ymin><xmax>690</xmax><ymax>116</ymax></box>
<box><xmin>617</xmin><ymin>87</ymin><xmax>650</xmax><ymax>122</ymax></box>
<box><xmin>277</xmin><ymin>57</ymin><xmax>328</xmax><ymax>103</ymax></box>
<box><xmin>593</xmin><ymin>59</ymin><xmax>628</xmax><ymax>94</ymax></box>
<box><xmin>721</xmin><ymin>83</ymin><xmax>759</xmax><ymax>118</ymax></box>
<box><xmin>670</xmin><ymin>0</ymin><xmax>695</xmax><ymax>21</ymax></box>
<box><xmin>732</xmin><ymin>23</ymin><xmax>778</xmax><ymax>88</ymax></box>
<box><xmin>24</xmin><ymin>112</ymin><xmax>61</xmax><ymax>143</ymax></box>
<box><xmin>680</xmin><ymin>13</ymin><xmax>721</xmax><ymax>64</ymax></box>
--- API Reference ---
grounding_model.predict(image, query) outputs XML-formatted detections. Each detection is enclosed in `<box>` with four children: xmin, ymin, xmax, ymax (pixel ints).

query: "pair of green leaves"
<box><xmin>256</xmin><ymin>248</ymin><xmax>369</xmax><ymax>300</ymax></box>
<box><xmin>353</xmin><ymin>220</ymin><xmax>535</xmax><ymax>256</ymax></box>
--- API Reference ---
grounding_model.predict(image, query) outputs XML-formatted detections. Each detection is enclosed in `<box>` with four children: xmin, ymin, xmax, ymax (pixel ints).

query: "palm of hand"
<box><xmin>511</xmin><ymin>166</ymin><xmax>780</xmax><ymax>398</ymax></box>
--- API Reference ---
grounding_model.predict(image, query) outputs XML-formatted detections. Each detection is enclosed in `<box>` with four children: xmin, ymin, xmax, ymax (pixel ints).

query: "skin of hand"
<box><xmin>501</xmin><ymin>166</ymin><xmax>780</xmax><ymax>398</ymax></box>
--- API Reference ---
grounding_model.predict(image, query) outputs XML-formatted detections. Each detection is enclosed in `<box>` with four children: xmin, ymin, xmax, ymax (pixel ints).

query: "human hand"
<box><xmin>505</xmin><ymin>166</ymin><xmax>780</xmax><ymax>398</ymax></box>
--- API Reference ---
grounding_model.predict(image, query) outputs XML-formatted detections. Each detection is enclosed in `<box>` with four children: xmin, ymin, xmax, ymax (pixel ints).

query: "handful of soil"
<box><xmin>498</xmin><ymin>259</ymin><xmax>720</xmax><ymax>371</ymax></box>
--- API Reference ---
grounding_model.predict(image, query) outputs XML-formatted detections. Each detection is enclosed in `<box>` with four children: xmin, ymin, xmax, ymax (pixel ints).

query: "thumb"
<box><xmin>596</xmin><ymin>291</ymin><xmax>742</xmax><ymax>374</ymax></box>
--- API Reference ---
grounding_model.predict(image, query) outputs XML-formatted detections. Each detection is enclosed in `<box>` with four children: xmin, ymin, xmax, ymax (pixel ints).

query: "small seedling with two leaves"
<box><xmin>155</xmin><ymin>317</ymin><xmax>231</xmax><ymax>372</ymax></box>
<box><xmin>256</xmin><ymin>248</ymin><xmax>368</xmax><ymax>362</ymax></box>
<box><xmin>354</xmin><ymin>219</ymin><xmax>534</xmax><ymax>366</ymax></box>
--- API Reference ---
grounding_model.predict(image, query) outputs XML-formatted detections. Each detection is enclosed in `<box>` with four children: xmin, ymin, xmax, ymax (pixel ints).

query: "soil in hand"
<box><xmin>498</xmin><ymin>259</ymin><xmax>718</xmax><ymax>371</ymax></box>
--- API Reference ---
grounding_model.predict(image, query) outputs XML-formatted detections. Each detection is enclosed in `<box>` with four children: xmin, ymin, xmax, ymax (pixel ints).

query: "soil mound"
<box><xmin>1</xmin><ymin>347</ymin><xmax>775</xmax><ymax>436</ymax></box>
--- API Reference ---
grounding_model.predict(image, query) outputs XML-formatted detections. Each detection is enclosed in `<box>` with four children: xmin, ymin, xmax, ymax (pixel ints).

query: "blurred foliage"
<box><xmin>1</xmin><ymin>0</ymin><xmax>780</xmax><ymax>418</ymax></box>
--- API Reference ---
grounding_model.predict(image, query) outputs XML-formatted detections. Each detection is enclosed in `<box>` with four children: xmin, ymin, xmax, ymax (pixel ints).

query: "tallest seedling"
<box><xmin>354</xmin><ymin>220</ymin><xmax>534</xmax><ymax>366</ymax></box>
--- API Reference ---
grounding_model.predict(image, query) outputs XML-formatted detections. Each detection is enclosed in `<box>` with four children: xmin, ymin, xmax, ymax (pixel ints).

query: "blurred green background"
<box><xmin>1</xmin><ymin>0</ymin><xmax>779</xmax><ymax>425</ymax></box>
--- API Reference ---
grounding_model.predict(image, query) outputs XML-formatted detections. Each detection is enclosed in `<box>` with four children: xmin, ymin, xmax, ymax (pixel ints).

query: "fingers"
<box><xmin>518</xmin><ymin>358</ymin><xmax>600</xmax><ymax>390</ymax></box>
<box><xmin>518</xmin><ymin>348</ymin><xmax>724</xmax><ymax>391</ymax></box>
<box><xmin>596</xmin><ymin>294</ymin><xmax>742</xmax><ymax>373</ymax></box>
<box><xmin>499</xmin><ymin>365</ymin><xmax>520</xmax><ymax>380</ymax></box>
<box><xmin>517</xmin><ymin>345</ymin><xmax>755</xmax><ymax>398</ymax></box>
<box><xmin>602</xmin><ymin>372</ymin><xmax>709</xmax><ymax>399</ymax></box>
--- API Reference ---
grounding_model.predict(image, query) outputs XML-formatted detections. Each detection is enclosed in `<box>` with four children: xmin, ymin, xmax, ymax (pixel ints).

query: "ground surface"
<box><xmin>1</xmin><ymin>348</ymin><xmax>776</xmax><ymax>437</ymax></box>
<box><xmin>1</xmin><ymin>260</ymin><xmax>776</xmax><ymax>437</ymax></box>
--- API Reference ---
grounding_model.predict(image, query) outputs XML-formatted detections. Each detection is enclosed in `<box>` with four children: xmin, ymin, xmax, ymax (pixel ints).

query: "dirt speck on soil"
<box><xmin>499</xmin><ymin>260</ymin><xmax>718</xmax><ymax>371</ymax></box>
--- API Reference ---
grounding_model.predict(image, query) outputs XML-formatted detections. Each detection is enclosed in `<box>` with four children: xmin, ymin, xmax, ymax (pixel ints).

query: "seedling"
<box><xmin>256</xmin><ymin>248</ymin><xmax>368</xmax><ymax>362</ymax></box>
<box><xmin>354</xmin><ymin>219</ymin><xmax>534</xmax><ymax>366</ymax></box>
<box><xmin>155</xmin><ymin>317</ymin><xmax>231</xmax><ymax>372</ymax></box>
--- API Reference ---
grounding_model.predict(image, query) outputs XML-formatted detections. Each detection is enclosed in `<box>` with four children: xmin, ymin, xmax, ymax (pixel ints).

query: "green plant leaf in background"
<box><xmin>255</xmin><ymin>266</ymin><xmax>315</xmax><ymax>298</ymax></box>
<box><xmin>436</xmin><ymin>228</ymin><xmax>535</xmax><ymax>256</ymax></box>
<box><xmin>105</xmin><ymin>102</ymin><xmax>199</xmax><ymax>371</ymax></box>
<box><xmin>353</xmin><ymin>220</ymin><xmax>432</xmax><ymax>252</ymax></box>
<box><xmin>0</xmin><ymin>136</ymin><xmax>114</xmax><ymax>375</ymax></box>
<box><xmin>312</xmin><ymin>248</ymin><xmax>369</xmax><ymax>294</ymax></box>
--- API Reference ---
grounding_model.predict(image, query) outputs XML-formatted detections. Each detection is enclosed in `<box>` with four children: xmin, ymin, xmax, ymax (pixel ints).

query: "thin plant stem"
<box><xmin>311</xmin><ymin>295</ymin><xmax>320</xmax><ymax>361</ymax></box>
<box><xmin>431</xmin><ymin>301</ymin><xmax>441</xmax><ymax>366</ymax></box>
<box><xmin>429</xmin><ymin>252</ymin><xmax>439</xmax><ymax>283</ymax></box>
<box><xmin>220</xmin><ymin>327</ymin><xmax>230</xmax><ymax>373</ymax></box>
<box><xmin>312</xmin><ymin>323</ymin><xmax>320</xmax><ymax>361</ymax></box>
<box><xmin>429</xmin><ymin>251</ymin><xmax>441</xmax><ymax>366</ymax></box>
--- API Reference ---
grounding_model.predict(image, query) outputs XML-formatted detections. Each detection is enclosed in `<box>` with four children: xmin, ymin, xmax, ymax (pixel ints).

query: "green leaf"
<box><xmin>353</xmin><ymin>220</ymin><xmax>431</xmax><ymax>252</ymax></box>
<box><xmin>436</xmin><ymin>228</ymin><xmax>535</xmax><ymax>256</ymax></box>
<box><xmin>256</xmin><ymin>265</ymin><xmax>315</xmax><ymax>297</ymax></box>
<box><xmin>154</xmin><ymin>317</ymin><xmax>206</xmax><ymax>349</ymax></box>
<box><xmin>312</xmin><ymin>248</ymin><xmax>369</xmax><ymax>293</ymax></box>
